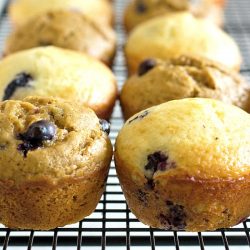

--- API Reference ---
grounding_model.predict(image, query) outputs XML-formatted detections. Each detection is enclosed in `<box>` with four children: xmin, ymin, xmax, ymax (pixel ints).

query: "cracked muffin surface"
<box><xmin>0</xmin><ymin>96</ymin><xmax>113</xmax><ymax>230</ymax></box>
<box><xmin>4</xmin><ymin>10</ymin><xmax>116</xmax><ymax>66</ymax></box>
<box><xmin>9</xmin><ymin>0</ymin><xmax>114</xmax><ymax>27</ymax></box>
<box><xmin>0</xmin><ymin>46</ymin><xmax>117</xmax><ymax>119</ymax></box>
<box><xmin>124</xmin><ymin>0</ymin><xmax>225</xmax><ymax>32</ymax></box>
<box><xmin>125</xmin><ymin>12</ymin><xmax>242</xmax><ymax>74</ymax></box>
<box><xmin>115</xmin><ymin>98</ymin><xmax>250</xmax><ymax>231</ymax></box>
<box><xmin>120</xmin><ymin>55</ymin><xmax>250</xmax><ymax>119</ymax></box>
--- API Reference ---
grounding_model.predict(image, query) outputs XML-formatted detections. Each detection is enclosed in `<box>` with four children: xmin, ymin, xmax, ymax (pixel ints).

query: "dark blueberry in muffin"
<box><xmin>99</xmin><ymin>119</ymin><xmax>111</xmax><ymax>135</ymax></box>
<box><xmin>159</xmin><ymin>201</ymin><xmax>187</xmax><ymax>230</ymax></box>
<box><xmin>159</xmin><ymin>213</ymin><xmax>171</xmax><ymax>228</ymax></box>
<box><xmin>146</xmin><ymin>152</ymin><xmax>167</xmax><ymax>171</ymax></box>
<box><xmin>18</xmin><ymin>120</ymin><xmax>56</xmax><ymax>157</ymax></box>
<box><xmin>22</xmin><ymin>120</ymin><xmax>56</xmax><ymax>142</ymax></box>
<box><xmin>167</xmin><ymin>201</ymin><xmax>186</xmax><ymax>229</ymax></box>
<box><xmin>145</xmin><ymin>151</ymin><xmax>167</xmax><ymax>178</ymax></box>
<box><xmin>168</xmin><ymin>202</ymin><xmax>186</xmax><ymax>230</ymax></box>
<box><xmin>128</xmin><ymin>110</ymin><xmax>149</xmax><ymax>124</ymax></box>
<box><xmin>144</xmin><ymin>151</ymin><xmax>176</xmax><ymax>179</ymax></box>
<box><xmin>166</xmin><ymin>200</ymin><xmax>174</xmax><ymax>206</ymax></box>
<box><xmin>136</xmin><ymin>0</ymin><xmax>147</xmax><ymax>13</ymax></box>
<box><xmin>137</xmin><ymin>189</ymin><xmax>148</xmax><ymax>204</ymax></box>
<box><xmin>3</xmin><ymin>73</ymin><xmax>33</xmax><ymax>101</ymax></box>
<box><xmin>17</xmin><ymin>141</ymin><xmax>38</xmax><ymax>158</ymax></box>
<box><xmin>145</xmin><ymin>179</ymin><xmax>155</xmax><ymax>190</ymax></box>
<box><xmin>138</xmin><ymin>59</ymin><xmax>156</xmax><ymax>76</ymax></box>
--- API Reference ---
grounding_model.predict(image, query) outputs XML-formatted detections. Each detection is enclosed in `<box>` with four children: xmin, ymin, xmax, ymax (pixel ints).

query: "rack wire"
<box><xmin>0</xmin><ymin>0</ymin><xmax>250</xmax><ymax>249</ymax></box>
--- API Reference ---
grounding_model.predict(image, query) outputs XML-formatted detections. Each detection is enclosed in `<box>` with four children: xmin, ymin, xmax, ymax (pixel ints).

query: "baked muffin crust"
<box><xmin>0</xmin><ymin>46</ymin><xmax>117</xmax><ymax>119</ymax></box>
<box><xmin>9</xmin><ymin>0</ymin><xmax>114</xmax><ymax>27</ymax></box>
<box><xmin>124</xmin><ymin>0</ymin><xmax>225</xmax><ymax>32</ymax></box>
<box><xmin>4</xmin><ymin>10</ymin><xmax>116</xmax><ymax>66</ymax></box>
<box><xmin>0</xmin><ymin>96</ymin><xmax>113</xmax><ymax>229</ymax></box>
<box><xmin>121</xmin><ymin>55</ymin><xmax>250</xmax><ymax>119</ymax></box>
<box><xmin>115</xmin><ymin>98</ymin><xmax>250</xmax><ymax>231</ymax></box>
<box><xmin>125</xmin><ymin>12</ymin><xmax>242</xmax><ymax>74</ymax></box>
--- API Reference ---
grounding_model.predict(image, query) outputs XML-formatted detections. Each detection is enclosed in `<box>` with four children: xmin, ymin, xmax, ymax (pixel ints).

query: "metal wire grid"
<box><xmin>0</xmin><ymin>0</ymin><xmax>249</xmax><ymax>249</ymax></box>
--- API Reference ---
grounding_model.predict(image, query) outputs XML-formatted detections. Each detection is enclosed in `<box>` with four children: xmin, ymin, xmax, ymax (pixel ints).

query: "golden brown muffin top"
<box><xmin>0</xmin><ymin>46</ymin><xmax>117</xmax><ymax>119</ymax></box>
<box><xmin>120</xmin><ymin>55</ymin><xmax>250</xmax><ymax>119</ymax></box>
<box><xmin>124</xmin><ymin>0</ymin><xmax>225</xmax><ymax>32</ymax></box>
<box><xmin>116</xmin><ymin>98</ymin><xmax>250</xmax><ymax>181</ymax></box>
<box><xmin>0</xmin><ymin>96</ymin><xmax>111</xmax><ymax>184</ymax></box>
<box><xmin>9</xmin><ymin>0</ymin><xmax>114</xmax><ymax>27</ymax></box>
<box><xmin>4</xmin><ymin>10</ymin><xmax>116</xmax><ymax>65</ymax></box>
<box><xmin>124</xmin><ymin>0</ymin><xmax>189</xmax><ymax>31</ymax></box>
<box><xmin>125</xmin><ymin>12</ymin><xmax>241</xmax><ymax>73</ymax></box>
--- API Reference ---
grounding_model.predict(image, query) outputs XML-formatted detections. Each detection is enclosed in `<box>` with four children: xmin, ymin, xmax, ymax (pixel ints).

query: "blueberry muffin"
<box><xmin>0</xmin><ymin>46</ymin><xmax>117</xmax><ymax>119</ymax></box>
<box><xmin>125</xmin><ymin>12</ymin><xmax>242</xmax><ymax>74</ymax></box>
<box><xmin>120</xmin><ymin>55</ymin><xmax>250</xmax><ymax>120</ymax></box>
<box><xmin>9</xmin><ymin>0</ymin><xmax>114</xmax><ymax>27</ymax></box>
<box><xmin>0</xmin><ymin>96</ymin><xmax>113</xmax><ymax>230</ymax></box>
<box><xmin>115</xmin><ymin>98</ymin><xmax>250</xmax><ymax>231</ymax></box>
<box><xmin>4</xmin><ymin>10</ymin><xmax>116</xmax><ymax>66</ymax></box>
<box><xmin>124</xmin><ymin>0</ymin><xmax>225</xmax><ymax>32</ymax></box>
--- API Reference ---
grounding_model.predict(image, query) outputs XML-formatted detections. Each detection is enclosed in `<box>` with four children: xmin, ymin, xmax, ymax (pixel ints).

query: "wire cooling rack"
<box><xmin>0</xmin><ymin>0</ymin><xmax>250</xmax><ymax>249</ymax></box>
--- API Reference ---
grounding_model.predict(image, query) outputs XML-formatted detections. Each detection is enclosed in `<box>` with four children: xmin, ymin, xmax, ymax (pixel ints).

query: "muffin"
<box><xmin>125</xmin><ymin>12</ymin><xmax>242</xmax><ymax>74</ymax></box>
<box><xmin>115</xmin><ymin>98</ymin><xmax>250</xmax><ymax>231</ymax></box>
<box><xmin>191</xmin><ymin>0</ymin><xmax>225</xmax><ymax>26</ymax></box>
<box><xmin>0</xmin><ymin>96</ymin><xmax>113</xmax><ymax>230</ymax></box>
<box><xmin>124</xmin><ymin>0</ymin><xmax>225</xmax><ymax>32</ymax></box>
<box><xmin>120</xmin><ymin>55</ymin><xmax>250</xmax><ymax>120</ymax></box>
<box><xmin>4</xmin><ymin>10</ymin><xmax>116</xmax><ymax>66</ymax></box>
<box><xmin>0</xmin><ymin>46</ymin><xmax>117</xmax><ymax>119</ymax></box>
<box><xmin>8</xmin><ymin>0</ymin><xmax>114</xmax><ymax>27</ymax></box>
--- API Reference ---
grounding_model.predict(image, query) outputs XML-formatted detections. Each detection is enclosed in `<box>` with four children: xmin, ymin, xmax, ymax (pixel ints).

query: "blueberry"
<box><xmin>3</xmin><ymin>73</ymin><xmax>33</xmax><ymax>101</ymax></box>
<box><xmin>144</xmin><ymin>151</ymin><xmax>176</xmax><ymax>179</ymax></box>
<box><xmin>166</xmin><ymin>200</ymin><xmax>174</xmax><ymax>206</ymax></box>
<box><xmin>22</xmin><ymin>120</ymin><xmax>56</xmax><ymax>142</ymax></box>
<box><xmin>136</xmin><ymin>0</ymin><xmax>147</xmax><ymax>13</ymax></box>
<box><xmin>145</xmin><ymin>151</ymin><xmax>167</xmax><ymax>176</ymax></box>
<box><xmin>137</xmin><ymin>189</ymin><xmax>148</xmax><ymax>204</ymax></box>
<box><xmin>159</xmin><ymin>201</ymin><xmax>187</xmax><ymax>230</ymax></box>
<box><xmin>128</xmin><ymin>110</ymin><xmax>149</xmax><ymax>124</ymax></box>
<box><xmin>167</xmin><ymin>201</ymin><xmax>186</xmax><ymax>230</ymax></box>
<box><xmin>99</xmin><ymin>119</ymin><xmax>110</xmax><ymax>135</ymax></box>
<box><xmin>145</xmin><ymin>179</ymin><xmax>155</xmax><ymax>190</ymax></box>
<box><xmin>17</xmin><ymin>120</ymin><xmax>56</xmax><ymax>157</ymax></box>
<box><xmin>138</xmin><ymin>59</ymin><xmax>156</xmax><ymax>76</ymax></box>
<box><xmin>17</xmin><ymin>141</ymin><xmax>37</xmax><ymax>158</ymax></box>
<box><xmin>159</xmin><ymin>214</ymin><xmax>171</xmax><ymax>229</ymax></box>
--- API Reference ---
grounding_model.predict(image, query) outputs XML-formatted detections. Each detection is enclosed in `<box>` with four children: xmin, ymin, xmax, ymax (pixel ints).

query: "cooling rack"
<box><xmin>0</xmin><ymin>0</ymin><xmax>250</xmax><ymax>249</ymax></box>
